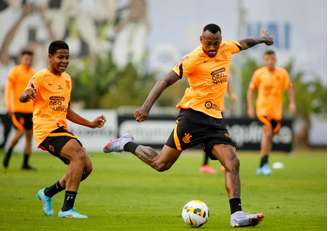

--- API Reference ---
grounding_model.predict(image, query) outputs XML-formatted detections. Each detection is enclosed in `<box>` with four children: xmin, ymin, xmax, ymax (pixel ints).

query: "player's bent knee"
<box><xmin>154</xmin><ymin>162</ymin><xmax>171</xmax><ymax>172</ymax></box>
<box><xmin>84</xmin><ymin>159</ymin><xmax>93</xmax><ymax>175</ymax></box>
<box><xmin>71</xmin><ymin>147</ymin><xmax>88</xmax><ymax>165</ymax></box>
<box><xmin>263</xmin><ymin>126</ymin><xmax>273</xmax><ymax>137</ymax></box>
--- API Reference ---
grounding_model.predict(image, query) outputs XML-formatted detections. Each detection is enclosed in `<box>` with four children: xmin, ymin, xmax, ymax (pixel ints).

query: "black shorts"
<box><xmin>258</xmin><ymin>115</ymin><xmax>281</xmax><ymax>134</ymax></box>
<box><xmin>39</xmin><ymin>127</ymin><xmax>82</xmax><ymax>165</ymax></box>
<box><xmin>166</xmin><ymin>109</ymin><xmax>236</xmax><ymax>159</ymax></box>
<box><xmin>11</xmin><ymin>112</ymin><xmax>33</xmax><ymax>130</ymax></box>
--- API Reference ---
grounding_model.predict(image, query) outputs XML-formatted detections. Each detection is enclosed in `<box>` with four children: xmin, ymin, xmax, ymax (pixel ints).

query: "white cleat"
<box><xmin>58</xmin><ymin>209</ymin><xmax>88</xmax><ymax>219</ymax></box>
<box><xmin>256</xmin><ymin>164</ymin><xmax>272</xmax><ymax>176</ymax></box>
<box><xmin>103</xmin><ymin>134</ymin><xmax>134</xmax><ymax>153</ymax></box>
<box><xmin>230</xmin><ymin>211</ymin><xmax>264</xmax><ymax>227</ymax></box>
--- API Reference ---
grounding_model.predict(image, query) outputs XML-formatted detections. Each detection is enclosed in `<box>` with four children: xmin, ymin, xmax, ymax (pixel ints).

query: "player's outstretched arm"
<box><xmin>4</xmin><ymin>80</ymin><xmax>13</xmax><ymax>114</ymax></box>
<box><xmin>67</xmin><ymin>107</ymin><xmax>106</xmax><ymax>128</ymax></box>
<box><xmin>247</xmin><ymin>87</ymin><xmax>256</xmax><ymax>118</ymax></box>
<box><xmin>238</xmin><ymin>31</ymin><xmax>273</xmax><ymax>50</ymax></box>
<box><xmin>287</xmin><ymin>86</ymin><xmax>297</xmax><ymax>116</ymax></box>
<box><xmin>135</xmin><ymin>71</ymin><xmax>180</xmax><ymax>122</ymax></box>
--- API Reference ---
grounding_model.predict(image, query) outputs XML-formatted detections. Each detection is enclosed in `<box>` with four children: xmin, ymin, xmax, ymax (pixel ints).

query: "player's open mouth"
<box><xmin>208</xmin><ymin>51</ymin><xmax>217</xmax><ymax>57</ymax></box>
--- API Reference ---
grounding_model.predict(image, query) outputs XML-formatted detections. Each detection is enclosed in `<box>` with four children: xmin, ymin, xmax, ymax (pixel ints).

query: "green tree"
<box><xmin>69</xmin><ymin>53</ymin><xmax>155</xmax><ymax>108</ymax></box>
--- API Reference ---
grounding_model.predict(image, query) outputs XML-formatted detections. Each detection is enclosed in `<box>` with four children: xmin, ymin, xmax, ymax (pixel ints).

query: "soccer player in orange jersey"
<box><xmin>20</xmin><ymin>41</ymin><xmax>106</xmax><ymax>218</ymax></box>
<box><xmin>104</xmin><ymin>24</ymin><xmax>273</xmax><ymax>227</ymax></box>
<box><xmin>3</xmin><ymin>49</ymin><xmax>36</xmax><ymax>170</ymax></box>
<box><xmin>247</xmin><ymin>50</ymin><xmax>296</xmax><ymax>176</ymax></box>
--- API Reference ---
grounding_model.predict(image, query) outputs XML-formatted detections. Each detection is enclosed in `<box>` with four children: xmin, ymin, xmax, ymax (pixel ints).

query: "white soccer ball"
<box><xmin>181</xmin><ymin>200</ymin><xmax>209</xmax><ymax>227</ymax></box>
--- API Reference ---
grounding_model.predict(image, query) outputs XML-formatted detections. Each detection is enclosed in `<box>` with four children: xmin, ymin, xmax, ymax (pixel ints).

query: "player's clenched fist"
<box><xmin>261</xmin><ymin>30</ymin><xmax>273</xmax><ymax>46</ymax></box>
<box><xmin>135</xmin><ymin>108</ymin><xmax>149</xmax><ymax>122</ymax></box>
<box><xmin>90</xmin><ymin>115</ymin><xmax>106</xmax><ymax>128</ymax></box>
<box><xmin>20</xmin><ymin>87</ymin><xmax>36</xmax><ymax>102</ymax></box>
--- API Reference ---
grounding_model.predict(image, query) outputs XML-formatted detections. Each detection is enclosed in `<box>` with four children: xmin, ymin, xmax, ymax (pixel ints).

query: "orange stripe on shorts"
<box><xmin>173</xmin><ymin>123</ymin><xmax>182</xmax><ymax>151</ymax></box>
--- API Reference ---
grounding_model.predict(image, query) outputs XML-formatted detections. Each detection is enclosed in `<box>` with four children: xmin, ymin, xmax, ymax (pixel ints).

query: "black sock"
<box><xmin>260</xmin><ymin>155</ymin><xmax>269</xmax><ymax>167</ymax></box>
<box><xmin>123</xmin><ymin>142</ymin><xmax>139</xmax><ymax>154</ymax></box>
<box><xmin>62</xmin><ymin>191</ymin><xmax>77</xmax><ymax>211</ymax></box>
<box><xmin>22</xmin><ymin>153</ymin><xmax>30</xmax><ymax>167</ymax></box>
<box><xmin>3</xmin><ymin>147</ymin><xmax>13</xmax><ymax>168</ymax></box>
<box><xmin>229</xmin><ymin>198</ymin><xmax>242</xmax><ymax>214</ymax></box>
<box><xmin>203</xmin><ymin>152</ymin><xmax>210</xmax><ymax>165</ymax></box>
<box><xmin>44</xmin><ymin>181</ymin><xmax>65</xmax><ymax>198</ymax></box>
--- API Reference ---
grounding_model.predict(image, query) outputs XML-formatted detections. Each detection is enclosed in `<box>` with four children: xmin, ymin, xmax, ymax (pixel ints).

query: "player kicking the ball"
<box><xmin>20</xmin><ymin>41</ymin><xmax>106</xmax><ymax>218</ymax></box>
<box><xmin>104</xmin><ymin>24</ymin><xmax>272</xmax><ymax>227</ymax></box>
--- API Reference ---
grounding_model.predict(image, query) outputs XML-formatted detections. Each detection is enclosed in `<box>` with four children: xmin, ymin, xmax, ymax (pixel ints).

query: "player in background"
<box><xmin>247</xmin><ymin>50</ymin><xmax>296</xmax><ymax>175</ymax></box>
<box><xmin>3</xmin><ymin>49</ymin><xmax>36</xmax><ymax>170</ymax></box>
<box><xmin>104</xmin><ymin>24</ymin><xmax>273</xmax><ymax>227</ymax></box>
<box><xmin>20</xmin><ymin>41</ymin><xmax>106</xmax><ymax>218</ymax></box>
<box><xmin>200</xmin><ymin>80</ymin><xmax>237</xmax><ymax>174</ymax></box>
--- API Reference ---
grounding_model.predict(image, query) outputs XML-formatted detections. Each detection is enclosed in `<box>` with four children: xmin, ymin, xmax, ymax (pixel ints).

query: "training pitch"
<box><xmin>0</xmin><ymin>149</ymin><xmax>326</xmax><ymax>231</ymax></box>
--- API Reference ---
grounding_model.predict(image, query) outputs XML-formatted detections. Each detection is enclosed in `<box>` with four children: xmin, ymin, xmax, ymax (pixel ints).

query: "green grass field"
<box><xmin>0</xmin><ymin>149</ymin><xmax>326</xmax><ymax>231</ymax></box>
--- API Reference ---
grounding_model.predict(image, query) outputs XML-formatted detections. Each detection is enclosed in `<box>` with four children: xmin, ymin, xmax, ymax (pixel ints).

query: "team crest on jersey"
<box><xmin>204</xmin><ymin>101</ymin><xmax>220</xmax><ymax>111</ymax></box>
<box><xmin>182</xmin><ymin>133</ymin><xmax>192</xmax><ymax>144</ymax></box>
<box><xmin>211</xmin><ymin>67</ymin><xmax>228</xmax><ymax>84</ymax></box>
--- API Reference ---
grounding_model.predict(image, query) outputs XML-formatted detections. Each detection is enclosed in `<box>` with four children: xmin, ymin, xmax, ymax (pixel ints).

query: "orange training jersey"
<box><xmin>249</xmin><ymin>66</ymin><xmax>292</xmax><ymax>120</ymax></box>
<box><xmin>172</xmin><ymin>41</ymin><xmax>241</xmax><ymax>118</ymax></box>
<box><xmin>28</xmin><ymin>68</ymin><xmax>72</xmax><ymax>146</ymax></box>
<box><xmin>4</xmin><ymin>64</ymin><xmax>35</xmax><ymax>113</ymax></box>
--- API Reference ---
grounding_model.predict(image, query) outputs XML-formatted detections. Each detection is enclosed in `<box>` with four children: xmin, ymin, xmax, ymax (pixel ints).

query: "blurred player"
<box><xmin>200</xmin><ymin>80</ymin><xmax>237</xmax><ymax>174</ymax></box>
<box><xmin>247</xmin><ymin>50</ymin><xmax>296</xmax><ymax>175</ymax></box>
<box><xmin>20</xmin><ymin>41</ymin><xmax>106</xmax><ymax>218</ymax></box>
<box><xmin>3</xmin><ymin>49</ymin><xmax>36</xmax><ymax>170</ymax></box>
<box><xmin>104</xmin><ymin>24</ymin><xmax>273</xmax><ymax>227</ymax></box>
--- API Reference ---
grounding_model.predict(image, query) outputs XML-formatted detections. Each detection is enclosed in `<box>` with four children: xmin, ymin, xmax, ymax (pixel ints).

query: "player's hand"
<box><xmin>135</xmin><ymin>107</ymin><xmax>149</xmax><ymax>122</ymax></box>
<box><xmin>247</xmin><ymin>107</ymin><xmax>256</xmax><ymax>118</ymax></box>
<box><xmin>261</xmin><ymin>30</ymin><xmax>273</xmax><ymax>46</ymax></box>
<box><xmin>90</xmin><ymin>115</ymin><xmax>106</xmax><ymax>128</ymax></box>
<box><xmin>21</xmin><ymin>87</ymin><xmax>36</xmax><ymax>102</ymax></box>
<box><xmin>288</xmin><ymin>103</ymin><xmax>297</xmax><ymax>117</ymax></box>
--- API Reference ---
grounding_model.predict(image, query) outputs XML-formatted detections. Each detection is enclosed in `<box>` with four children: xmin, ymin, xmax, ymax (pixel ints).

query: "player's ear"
<box><xmin>48</xmin><ymin>53</ymin><xmax>53</xmax><ymax>61</ymax></box>
<box><xmin>200</xmin><ymin>35</ymin><xmax>203</xmax><ymax>43</ymax></box>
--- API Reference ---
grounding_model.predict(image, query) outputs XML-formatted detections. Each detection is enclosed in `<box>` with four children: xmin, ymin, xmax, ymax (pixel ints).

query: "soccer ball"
<box><xmin>181</xmin><ymin>200</ymin><xmax>209</xmax><ymax>227</ymax></box>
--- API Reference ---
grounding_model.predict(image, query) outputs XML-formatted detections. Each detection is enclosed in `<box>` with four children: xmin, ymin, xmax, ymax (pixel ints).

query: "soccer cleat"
<box><xmin>199</xmin><ymin>164</ymin><xmax>216</xmax><ymax>174</ymax></box>
<box><xmin>58</xmin><ymin>209</ymin><xmax>88</xmax><ymax>219</ymax></box>
<box><xmin>36</xmin><ymin>188</ymin><xmax>53</xmax><ymax>216</ymax></box>
<box><xmin>230</xmin><ymin>211</ymin><xmax>264</xmax><ymax>227</ymax></box>
<box><xmin>256</xmin><ymin>164</ymin><xmax>272</xmax><ymax>176</ymax></box>
<box><xmin>3</xmin><ymin>152</ymin><xmax>12</xmax><ymax>169</ymax></box>
<box><xmin>22</xmin><ymin>164</ymin><xmax>37</xmax><ymax>171</ymax></box>
<box><xmin>103</xmin><ymin>134</ymin><xmax>134</xmax><ymax>153</ymax></box>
